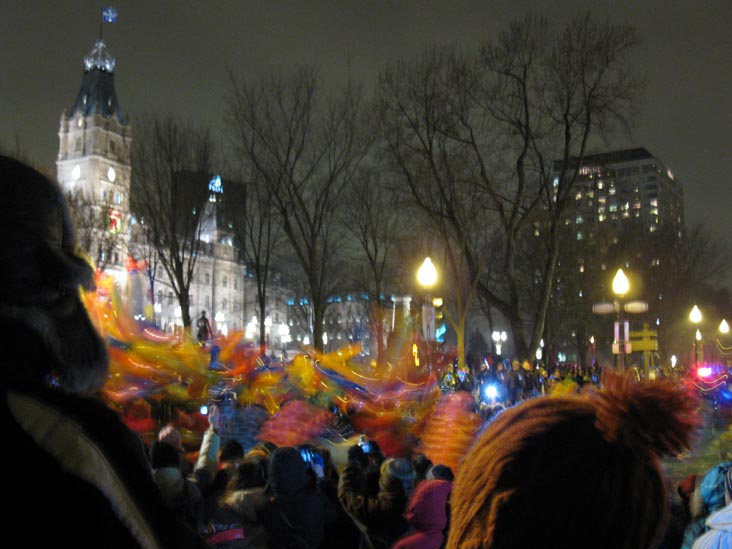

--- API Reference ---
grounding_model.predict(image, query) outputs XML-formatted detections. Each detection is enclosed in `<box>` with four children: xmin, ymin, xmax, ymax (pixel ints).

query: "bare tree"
<box><xmin>377</xmin><ymin>14</ymin><xmax>642</xmax><ymax>358</ymax></box>
<box><xmin>130</xmin><ymin>116</ymin><xmax>215</xmax><ymax>329</ymax></box>
<box><xmin>65</xmin><ymin>189</ymin><xmax>125</xmax><ymax>271</ymax></box>
<box><xmin>219</xmin><ymin>169</ymin><xmax>285</xmax><ymax>348</ymax></box>
<box><xmin>226</xmin><ymin>66</ymin><xmax>371</xmax><ymax>351</ymax></box>
<box><xmin>340</xmin><ymin>166</ymin><xmax>406</xmax><ymax>362</ymax></box>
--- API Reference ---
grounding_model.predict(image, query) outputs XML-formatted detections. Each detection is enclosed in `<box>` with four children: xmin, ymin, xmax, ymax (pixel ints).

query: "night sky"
<box><xmin>1</xmin><ymin>1</ymin><xmax>730</xmax><ymax>242</ymax></box>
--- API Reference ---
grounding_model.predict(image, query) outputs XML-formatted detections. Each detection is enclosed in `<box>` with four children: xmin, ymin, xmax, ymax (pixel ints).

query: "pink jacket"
<box><xmin>394</xmin><ymin>480</ymin><xmax>453</xmax><ymax>549</ymax></box>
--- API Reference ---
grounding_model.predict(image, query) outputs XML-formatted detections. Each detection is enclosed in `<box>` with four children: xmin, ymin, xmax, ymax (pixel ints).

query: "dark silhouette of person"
<box><xmin>0</xmin><ymin>156</ymin><xmax>205</xmax><ymax>547</ymax></box>
<box><xmin>197</xmin><ymin>310</ymin><xmax>213</xmax><ymax>342</ymax></box>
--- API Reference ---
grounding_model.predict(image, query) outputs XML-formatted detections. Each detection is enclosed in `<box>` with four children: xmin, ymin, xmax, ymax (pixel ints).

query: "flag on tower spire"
<box><xmin>102</xmin><ymin>6</ymin><xmax>118</xmax><ymax>23</ymax></box>
<box><xmin>99</xmin><ymin>6</ymin><xmax>118</xmax><ymax>40</ymax></box>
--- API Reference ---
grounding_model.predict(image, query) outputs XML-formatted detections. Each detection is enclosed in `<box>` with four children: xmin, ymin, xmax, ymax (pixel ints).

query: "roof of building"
<box><xmin>68</xmin><ymin>40</ymin><xmax>126</xmax><ymax>123</ymax></box>
<box><xmin>580</xmin><ymin>147</ymin><xmax>655</xmax><ymax>166</ymax></box>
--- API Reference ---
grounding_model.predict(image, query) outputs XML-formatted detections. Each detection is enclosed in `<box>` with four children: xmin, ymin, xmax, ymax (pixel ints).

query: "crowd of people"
<box><xmin>3</xmin><ymin>155</ymin><xmax>732</xmax><ymax>548</ymax></box>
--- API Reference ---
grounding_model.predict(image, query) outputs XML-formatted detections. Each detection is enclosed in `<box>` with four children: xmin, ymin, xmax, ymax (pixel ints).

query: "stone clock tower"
<box><xmin>57</xmin><ymin>39</ymin><xmax>131</xmax><ymax>275</ymax></box>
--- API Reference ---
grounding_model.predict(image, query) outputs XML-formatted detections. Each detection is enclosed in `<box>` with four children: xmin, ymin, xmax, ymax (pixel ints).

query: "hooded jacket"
<box><xmin>693</xmin><ymin>503</ymin><xmax>732</xmax><ymax>549</ymax></box>
<box><xmin>255</xmin><ymin>447</ymin><xmax>335</xmax><ymax>549</ymax></box>
<box><xmin>338</xmin><ymin>460</ymin><xmax>411</xmax><ymax>549</ymax></box>
<box><xmin>394</xmin><ymin>480</ymin><xmax>453</xmax><ymax>549</ymax></box>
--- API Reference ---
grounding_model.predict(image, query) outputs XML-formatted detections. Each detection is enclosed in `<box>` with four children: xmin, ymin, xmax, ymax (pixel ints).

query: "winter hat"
<box><xmin>381</xmin><ymin>458</ymin><xmax>416</xmax><ymax>495</ymax></box>
<box><xmin>0</xmin><ymin>155</ymin><xmax>95</xmax><ymax>305</ymax></box>
<box><xmin>698</xmin><ymin>462</ymin><xmax>732</xmax><ymax>514</ymax></box>
<box><xmin>150</xmin><ymin>441</ymin><xmax>181</xmax><ymax>469</ymax></box>
<box><xmin>266</xmin><ymin>446</ymin><xmax>309</xmax><ymax>497</ymax></box>
<box><xmin>347</xmin><ymin>443</ymin><xmax>369</xmax><ymax>468</ymax></box>
<box><xmin>220</xmin><ymin>439</ymin><xmax>244</xmax><ymax>464</ymax></box>
<box><xmin>447</xmin><ymin>373</ymin><xmax>697</xmax><ymax>549</ymax></box>
<box><xmin>413</xmin><ymin>453</ymin><xmax>433</xmax><ymax>478</ymax></box>
<box><xmin>427</xmin><ymin>464</ymin><xmax>454</xmax><ymax>482</ymax></box>
<box><xmin>0</xmin><ymin>156</ymin><xmax>107</xmax><ymax>395</ymax></box>
<box><xmin>158</xmin><ymin>424</ymin><xmax>183</xmax><ymax>451</ymax></box>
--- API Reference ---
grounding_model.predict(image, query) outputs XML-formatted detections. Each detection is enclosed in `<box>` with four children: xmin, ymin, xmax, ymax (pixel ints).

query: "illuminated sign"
<box><xmin>208</xmin><ymin>174</ymin><xmax>223</xmax><ymax>193</ymax></box>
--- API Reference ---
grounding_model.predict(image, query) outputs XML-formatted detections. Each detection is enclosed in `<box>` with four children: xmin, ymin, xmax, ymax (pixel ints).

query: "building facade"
<box><xmin>56</xmin><ymin>38</ymin><xmax>296</xmax><ymax>346</ymax></box>
<box><xmin>566</xmin><ymin>147</ymin><xmax>685</xmax><ymax>241</ymax></box>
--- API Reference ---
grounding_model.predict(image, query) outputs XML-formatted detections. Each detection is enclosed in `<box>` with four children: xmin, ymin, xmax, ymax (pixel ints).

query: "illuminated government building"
<box><xmin>55</xmin><ymin>39</ymin><xmax>293</xmax><ymax>349</ymax></box>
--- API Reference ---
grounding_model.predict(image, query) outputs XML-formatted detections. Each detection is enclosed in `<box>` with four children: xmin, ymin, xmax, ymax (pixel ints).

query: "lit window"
<box><xmin>579</xmin><ymin>265</ymin><xmax>585</xmax><ymax>273</ymax></box>
<box><xmin>598</xmin><ymin>214</ymin><xmax>606</xmax><ymax>222</ymax></box>
<box><xmin>597</xmin><ymin>181</ymin><xmax>604</xmax><ymax>190</ymax></box>
<box><xmin>577</xmin><ymin>232</ymin><xmax>583</xmax><ymax>240</ymax></box>
<box><xmin>609</xmin><ymin>204</ymin><xmax>617</xmax><ymax>212</ymax></box>
<box><xmin>576</xmin><ymin>216</ymin><xmax>583</xmax><ymax>224</ymax></box>
<box><xmin>609</xmin><ymin>187</ymin><xmax>616</xmax><ymax>196</ymax></box>
<box><xmin>575</xmin><ymin>191</ymin><xmax>583</xmax><ymax>200</ymax></box>
<box><xmin>650</xmin><ymin>199</ymin><xmax>658</xmax><ymax>207</ymax></box>
<box><xmin>649</xmin><ymin>225</ymin><xmax>657</xmax><ymax>233</ymax></box>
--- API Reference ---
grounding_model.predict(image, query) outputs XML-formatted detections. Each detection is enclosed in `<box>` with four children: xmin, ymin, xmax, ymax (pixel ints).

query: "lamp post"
<box><xmin>492</xmin><ymin>330</ymin><xmax>507</xmax><ymax>356</ymax></box>
<box><xmin>690</xmin><ymin>305</ymin><xmax>702</xmax><ymax>369</ymax></box>
<box><xmin>417</xmin><ymin>257</ymin><xmax>438</xmax><ymax>371</ymax></box>
<box><xmin>612</xmin><ymin>269</ymin><xmax>630</xmax><ymax>373</ymax></box>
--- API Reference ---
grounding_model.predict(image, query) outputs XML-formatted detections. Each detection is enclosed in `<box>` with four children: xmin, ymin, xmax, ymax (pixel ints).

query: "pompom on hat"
<box><xmin>447</xmin><ymin>373</ymin><xmax>699</xmax><ymax>549</ymax></box>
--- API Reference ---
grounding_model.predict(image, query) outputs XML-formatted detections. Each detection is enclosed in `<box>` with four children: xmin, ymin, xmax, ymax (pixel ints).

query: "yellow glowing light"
<box><xmin>417</xmin><ymin>257</ymin><xmax>438</xmax><ymax>288</ymax></box>
<box><xmin>612</xmin><ymin>268</ymin><xmax>629</xmax><ymax>297</ymax></box>
<box><xmin>690</xmin><ymin>305</ymin><xmax>702</xmax><ymax>324</ymax></box>
<box><xmin>720</xmin><ymin>319</ymin><xmax>729</xmax><ymax>334</ymax></box>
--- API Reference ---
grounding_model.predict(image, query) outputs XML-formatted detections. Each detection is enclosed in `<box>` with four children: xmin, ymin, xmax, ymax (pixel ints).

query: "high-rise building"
<box><xmin>565</xmin><ymin>147</ymin><xmax>685</xmax><ymax>241</ymax></box>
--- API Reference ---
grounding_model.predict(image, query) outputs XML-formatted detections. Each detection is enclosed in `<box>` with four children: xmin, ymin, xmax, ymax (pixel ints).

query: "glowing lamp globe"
<box><xmin>612</xmin><ymin>269</ymin><xmax>630</xmax><ymax>297</ymax></box>
<box><xmin>690</xmin><ymin>305</ymin><xmax>702</xmax><ymax>324</ymax></box>
<box><xmin>417</xmin><ymin>257</ymin><xmax>438</xmax><ymax>289</ymax></box>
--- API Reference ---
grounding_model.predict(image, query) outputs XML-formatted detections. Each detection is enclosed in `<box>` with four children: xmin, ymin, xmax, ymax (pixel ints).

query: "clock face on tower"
<box><xmin>107</xmin><ymin>166</ymin><xmax>116</xmax><ymax>182</ymax></box>
<box><xmin>72</xmin><ymin>164</ymin><xmax>81</xmax><ymax>181</ymax></box>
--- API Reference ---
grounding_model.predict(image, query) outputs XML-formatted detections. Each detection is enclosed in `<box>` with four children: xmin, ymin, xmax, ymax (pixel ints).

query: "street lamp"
<box><xmin>612</xmin><ymin>268</ymin><xmax>630</xmax><ymax>373</ymax></box>
<box><xmin>492</xmin><ymin>330</ymin><xmax>507</xmax><ymax>356</ymax></box>
<box><xmin>690</xmin><ymin>304</ymin><xmax>702</xmax><ymax>368</ymax></box>
<box><xmin>417</xmin><ymin>257</ymin><xmax>438</xmax><ymax>370</ymax></box>
<box><xmin>720</xmin><ymin>319</ymin><xmax>729</xmax><ymax>334</ymax></box>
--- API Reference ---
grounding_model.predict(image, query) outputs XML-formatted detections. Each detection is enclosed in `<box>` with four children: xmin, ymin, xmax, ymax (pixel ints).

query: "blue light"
<box><xmin>208</xmin><ymin>174</ymin><xmax>223</xmax><ymax>193</ymax></box>
<box><xmin>485</xmin><ymin>385</ymin><xmax>497</xmax><ymax>399</ymax></box>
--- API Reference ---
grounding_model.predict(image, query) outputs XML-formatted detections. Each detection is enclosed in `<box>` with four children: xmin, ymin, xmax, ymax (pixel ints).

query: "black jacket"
<box><xmin>3</xmin><ymin>384</ymin><xmax>206</xmax><ymax>548</ymax></box>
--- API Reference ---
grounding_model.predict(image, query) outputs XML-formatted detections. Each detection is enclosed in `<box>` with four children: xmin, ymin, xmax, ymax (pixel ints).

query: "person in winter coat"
<box><xmin>0</xmin><ymin>155</ymin><xmax>206</xmax><ymax>548</ymax></box>
<box><xmin>693</xmin><ymin>502</ymin><xmax>732</xmax><ymax>549</ymax></box>
<box><xmin>339</xmin><ymin>452</ymin><xmax>415</xmax><ymax>549</ymax></box>
<box><xmin>683</xmin><ymin>462</ymin><xmax>732</xmax><ymax>548</ymax></box>
<box><xmin>250</xmin><ymin>446</ymin><xmax>336</xmax><ymax>549</ymax></box>
<box><xmin>447</xmin><ymin>373</ymin><xmax>698</xmax><ymax>549</ymax></box>
<box><xmin>150</xmin><ymin>440</ymin><xmax>206</xmax><ymax>533</ymax></box>
<box><xmin>216</xmin><ymin>458</ymin><xmax>269</xmax><ymax>548</ymax></box>
<box><xmin>393</xmin><ymin>479</ymin><xmax>453</xmax><ymax>549</ymax></box>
